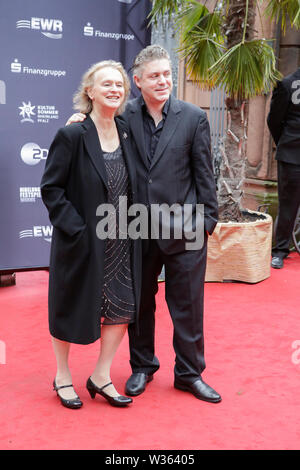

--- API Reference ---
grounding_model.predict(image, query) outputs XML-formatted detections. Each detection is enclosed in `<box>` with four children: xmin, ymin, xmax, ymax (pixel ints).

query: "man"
<box><xmin>267</xmin><ymin>67</ymin><xmax>300</xmax><ymax>269</ymax></box>
<box><xmin>122</xmin><ymin>45</ymin><xmax>220</xmax><ymax>403</ymax></box>
<box><xmin>68</xmin><ymin>45</ymin><xmax>221</xmax><ymax>403</ymax></box>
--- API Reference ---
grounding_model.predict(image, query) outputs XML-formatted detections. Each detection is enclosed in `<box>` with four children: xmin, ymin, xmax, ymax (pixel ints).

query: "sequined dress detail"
<box><xmin>100</xmin><ymin>145</ymin><xmax>135</xmax><ymax>325</ymax></box>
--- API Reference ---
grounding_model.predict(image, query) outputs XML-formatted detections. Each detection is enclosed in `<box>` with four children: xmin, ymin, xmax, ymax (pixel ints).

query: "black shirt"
<box><xmin>141</xmin><ymin>97</ymin><xmax>170</xmax><ymax>164</ymax></box>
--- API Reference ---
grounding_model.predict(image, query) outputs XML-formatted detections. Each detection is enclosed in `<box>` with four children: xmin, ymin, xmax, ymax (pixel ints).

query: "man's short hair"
<box><xmin>132</xmin><ymin>44</ymin><xmax>171</xmax><ymax>77</ymax></box>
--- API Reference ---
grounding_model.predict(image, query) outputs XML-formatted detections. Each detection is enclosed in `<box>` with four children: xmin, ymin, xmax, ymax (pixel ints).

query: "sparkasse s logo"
<box><xmin>16</xmin><ymin>17</ymin><xmax>63</xmax><ymax>39</ymax></box>
<box><xmin>11</xmin><ymin>59</ymin><xmax>21</xmax><ymax>73</ymax></box>
<box><xmin>84</xmin><ymin>23</ymin><xmax>93</xmax><ymax>36</ymax></box>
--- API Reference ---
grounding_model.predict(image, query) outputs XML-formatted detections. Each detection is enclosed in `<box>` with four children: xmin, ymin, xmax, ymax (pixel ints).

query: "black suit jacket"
<box><xmin>267</xmin><ymin>67</ymin><xmax>300</xmax><ymax>164</ymax></box>
<box><xmin>119</xmin><ymin>95</ymin><xmax>218</xmax><ymax>254</ymax></box>
<box><xmin>41</xmin><ymin>115</ymin><xmax>142</xmax><ymax>344</ymax></box>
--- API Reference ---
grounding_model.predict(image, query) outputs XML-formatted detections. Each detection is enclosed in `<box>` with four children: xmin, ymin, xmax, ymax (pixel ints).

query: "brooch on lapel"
<box><xmin>122</xmin><ymin>132</ymin><xmax>128</xmax><ymax>140</ymax></box>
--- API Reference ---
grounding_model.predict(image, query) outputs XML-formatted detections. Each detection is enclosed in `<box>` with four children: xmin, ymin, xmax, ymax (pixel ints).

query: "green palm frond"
<box><xmin>177</xmin><ymin>0</ymin><xmax>211</xmax><ymax>30</ymax></box>
<box><xmin>179</xmin><ymin>1</ymin><xmax>223</xmax><ymax>42</ymax></box>
<box><xmin>264</xmin><ymin>0</ymin><xmax>300</xmax><ymax>32</ymax></box>
<box><xmin>209</xmin><ymin>39</ymin><xmax>282</xmax><ymax>100</ymax></box>
<box><xmin>179</xmin><ymin>28</ymin><xmax>224</xmax><ymax>87</ymax></box>
<box><xmin>174</xmin><ymin>1</ymin><xmax>224</xmax><ymax>87</ymax></box>
<box><xmin>149</xmin><ymin>0</ymin><xmax>189</xmax><ymax>25</ymax></box>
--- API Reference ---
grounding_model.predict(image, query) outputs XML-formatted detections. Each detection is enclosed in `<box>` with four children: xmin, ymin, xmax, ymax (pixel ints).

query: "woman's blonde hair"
<box><xmin>73</xmin><ymin>60</ymin><xmax>131</xmax><ymax>115</ymax></box>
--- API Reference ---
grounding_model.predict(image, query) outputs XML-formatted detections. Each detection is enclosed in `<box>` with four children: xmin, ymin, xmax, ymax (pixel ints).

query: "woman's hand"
<box><xmin>65</xmin><ymin>113</ymin><xmax>86</xmax><ymax>126</ymax></box>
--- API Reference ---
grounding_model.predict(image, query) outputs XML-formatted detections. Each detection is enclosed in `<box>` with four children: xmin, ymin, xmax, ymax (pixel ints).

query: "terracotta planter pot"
<box><xmin>205</xmin><ymin>212</ymin><xmax>273</xmax><ymax>283</ymax></box>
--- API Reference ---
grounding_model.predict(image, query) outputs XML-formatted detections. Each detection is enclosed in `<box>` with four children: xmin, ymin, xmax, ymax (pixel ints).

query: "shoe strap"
<box><xmin>53</xmin><ymin>383</ymin><xmax>74</xmax><ymax>391</ymax></box>
<box><xmin>99</xmin><ymin>381</ymin><xmax>113</xmax><ymax>392</ymax></box>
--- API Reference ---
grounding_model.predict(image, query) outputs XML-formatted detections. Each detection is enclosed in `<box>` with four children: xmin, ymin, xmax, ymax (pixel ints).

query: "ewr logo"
<box><xmin>19</xmin><ymin>226</ymin><xmax>52</xmax><ymax>242</ymax></box>
<box><xmin>16</xmin><ymin>17</ymin><xmax>63</xmax><ymax>39</ymax></box>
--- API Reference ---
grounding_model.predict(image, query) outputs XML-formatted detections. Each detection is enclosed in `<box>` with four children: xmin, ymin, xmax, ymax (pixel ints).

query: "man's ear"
<box><xmin>133</xmin><ymin>75</ymin><xmax>141</xmax><ymax>90</ymax></box>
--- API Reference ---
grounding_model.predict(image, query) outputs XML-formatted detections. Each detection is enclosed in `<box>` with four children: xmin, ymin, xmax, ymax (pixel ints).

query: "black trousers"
<box><xmin>128</xmin><ymin>238</ymin><xmax>207</xmax><ymax>384</ymax></box>
<box><xmin>272</xmin><ymin>161</ymin><xmax>300</xmax><ymax>258</ymax></box>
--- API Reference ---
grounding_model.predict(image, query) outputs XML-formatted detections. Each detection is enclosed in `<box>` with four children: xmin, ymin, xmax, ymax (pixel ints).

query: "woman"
<box><xmin>41</xmin><ymin>61</ymin><xmax>141</xmax><ymax>409</ymax></box>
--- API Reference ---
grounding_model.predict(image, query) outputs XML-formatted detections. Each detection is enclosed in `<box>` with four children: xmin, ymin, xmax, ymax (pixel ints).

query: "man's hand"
<box><xmin>65</xmin><ymin>113</ymin><xmax>86</xmax><ymax>126</ymax></box>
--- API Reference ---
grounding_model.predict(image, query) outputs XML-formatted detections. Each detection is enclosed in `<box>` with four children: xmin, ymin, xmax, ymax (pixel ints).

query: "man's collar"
<box><xmin>140</xmin><ymin>95</ymin><xmax>170</xmax><ymax>117</ymax></box>
<box><xmin>162</xmin><ymin>97</ymin><xmax>170</xmax><ymax>115</ymax></box>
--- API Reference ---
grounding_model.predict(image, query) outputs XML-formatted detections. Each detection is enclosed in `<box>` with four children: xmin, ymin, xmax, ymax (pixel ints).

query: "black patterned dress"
<box><xmin>100</xmin><ymin>145</ymin><xmax>135</xmax><ymax>325</ymax></box>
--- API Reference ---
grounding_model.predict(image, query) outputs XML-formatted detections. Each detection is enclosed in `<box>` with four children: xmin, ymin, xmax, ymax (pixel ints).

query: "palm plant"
<box><xmin>150</xmin><ymin>0</ymin><xmax>300</xmax><ymax>221</ymax></box>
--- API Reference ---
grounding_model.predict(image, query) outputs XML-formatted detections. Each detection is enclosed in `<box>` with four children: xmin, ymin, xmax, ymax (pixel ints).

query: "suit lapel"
<box><xmin>82</xmin><ymin>115</ymin><xmax>108</xmax><ymax>190</ymax></box>
<box><xmin>150</xmin><ymin>96</ymin><xmax>181</xmax><ymax>169</ymax></box>
<box><xmin>127</xmin><ymin>99</ymin><xmax>149</xmax><ymax>168</ymax></box>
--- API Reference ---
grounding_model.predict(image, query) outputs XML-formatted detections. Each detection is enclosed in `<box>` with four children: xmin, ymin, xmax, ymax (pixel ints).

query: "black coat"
<box><xmin>267</xmin><ymin>67</ymin><xmax>300</xmax><ymax>164</ymax></box>
<box><xmin>121</xmin><ymin>95</ymin><xmax>218</xmax><ymax>254</ymax></box>
<box><xmin>41</xmin><ymin>115</ymin><xmax>142</xmax><ymax>344</ymax></box>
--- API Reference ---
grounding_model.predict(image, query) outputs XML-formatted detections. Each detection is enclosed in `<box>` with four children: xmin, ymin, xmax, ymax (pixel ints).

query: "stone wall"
<box><xmin>244</xmin><ymin>20</ymin><xmax>300</xmax><ymax>215</ymax></box>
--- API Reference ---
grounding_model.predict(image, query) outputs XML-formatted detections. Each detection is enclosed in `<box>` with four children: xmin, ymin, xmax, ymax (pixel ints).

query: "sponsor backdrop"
<box><xmin>0</xmin><ymin>0</ymin><xmax>151</xmax><ymax>272</ymax></box>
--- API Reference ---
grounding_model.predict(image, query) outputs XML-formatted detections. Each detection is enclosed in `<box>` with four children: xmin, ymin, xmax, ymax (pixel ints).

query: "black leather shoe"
<box><xmin>271</xmin><ymin>256</ymin><xmax>284</xmax><ymax>269</ymax></box>
<box><xmin>86</xmin><ymin>377</ymin><xmax>132</xmax><ymax>407</ymax></box>
<box><xmin>53</xmin><ymin>379</ymin><xmax>83</xmax><ymax>409</ymax></box>
<box><xmin>174</xmin><ymin>377</ymin><xmax>222</xmax><ymax>403</ymax></box>
<box><xmin>125</xmin><ymin>373</ymin><xmax>153</xmax><ymax>396</ymax></box>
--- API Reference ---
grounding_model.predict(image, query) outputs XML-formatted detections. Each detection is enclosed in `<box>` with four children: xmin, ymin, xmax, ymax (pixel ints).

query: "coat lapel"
<box><xmin>150</xmin><ymin>95</ymin><xmax>182</xmax><ymax>169</ymax></box>
<box><xmin>115</xmin><ymin>117</ymin><xmax>136</xmax><ymax>190</ymax></box>
<box><xmin>82</xmin><ymin>115</ymin><xmax>108</xmax><ymax>190</ymax></box>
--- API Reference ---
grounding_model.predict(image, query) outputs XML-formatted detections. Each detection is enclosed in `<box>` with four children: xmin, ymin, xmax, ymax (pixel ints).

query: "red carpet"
<box><xmin>0</xmin><ymin>253</ymin><xmax>300</xmax><ymax>450</ymax></box>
